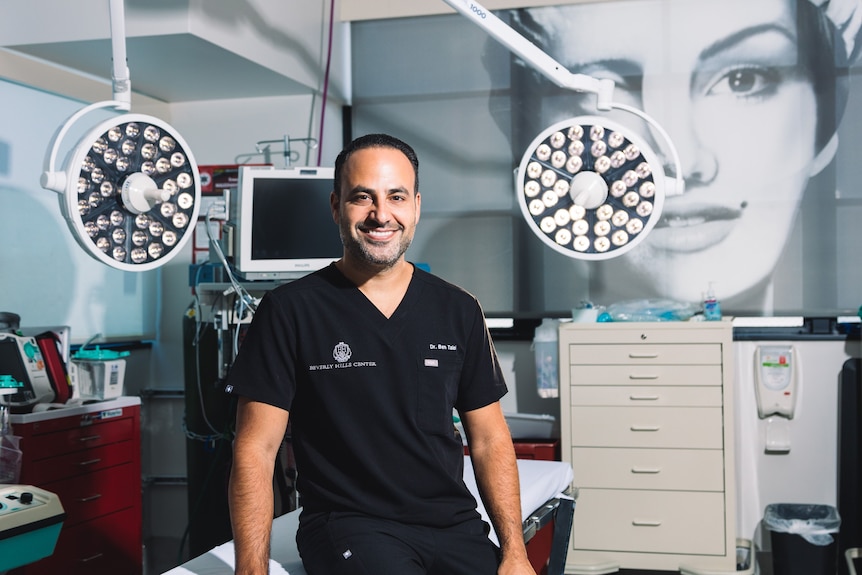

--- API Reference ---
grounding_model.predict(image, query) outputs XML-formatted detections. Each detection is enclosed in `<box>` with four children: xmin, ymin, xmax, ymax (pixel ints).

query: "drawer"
<box><xmin>23</xmin><ymin>417</ymin><xmax>135</xmax><ymax>461</ymax></box>
<box><xmin>570</xmin><ymin>364</ymin><xmax>723</xmax><ymax>387</ymax></box>
<box><xmin>25</xmin><ymin>440</ymin><xmax>134</xmax><ymax>484</ymax></box>
<box><xmin>570</xmin><ymin>385</ymin><xmax>721</xmax><ymax>407</ymax></box>
<box><xmin>568</xmin><ymin>343</ymin><xmax>721</xmax><ymax>366</ymax></box>
<box><xmin>573</xmin><ymin>488</ymin><xmax>727</xmax><ymax>556</ymax></box>
<box><xmin>572</xmin><ymin>447</ymin><xmax>725</xmax><ymax>491</ymax></box>
<box><xmin>42</xmin><ymin>462</ymin><xmax>137</xmax><ymax>525</ymax></box>
<box><xmin>15</xmin><ymin>506</ymin><xmax>142</xmax><ymax>575</ymax></box>
<box><xmin>571</xmin><ymin>406</ymin><xmax>723</xmax><ymax>449</ymax></box>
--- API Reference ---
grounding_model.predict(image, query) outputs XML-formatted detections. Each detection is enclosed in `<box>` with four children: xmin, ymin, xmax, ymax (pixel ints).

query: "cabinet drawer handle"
<box><xmin>77</xmin><ymin>458</ymin><xmax>102</xmax><ymax>467</ymax></box>
<box><xmin>628</xmin><ymin>374</ymin><xmax>659</xmax><ymax>380</ymax></box>
<box><xmin>79</xmin><ymin>435</ymin><xmax>102</xmax><ymax>442</ymax></box>
<box><xmin>628</xmin><ymin>353</ymin><xmax>659</xmax><ymax>359</ymax></box>
<box><xmin>77</xmin><ymin>493</ymin><xmax>103</xmax><ymax>503</ymax></box>
<box><xmin>630</xmin><ymin>425</ymin><xmax>660</xmax><ymax>432</ymax></box>
<box><xmin>632</xmin><ymin>520</ymin><xmax>662</xmax><ymax>527</ymax></box>
<box><xmin>629</xmin><ymin>394</ymin><xmax>659</xmax><ymax>401</ymax></box>
<box><xmin>631</xmin><ymin>467</ymin><xmax>661</xmax><ymax>474</ymax></box>
<box><xmin>80</xmin><ymin>552</ymin><xmax>105</xmax><ymax>563</ymax></box>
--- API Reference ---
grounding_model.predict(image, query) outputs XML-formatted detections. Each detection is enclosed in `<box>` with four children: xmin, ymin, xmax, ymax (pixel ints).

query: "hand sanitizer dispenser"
<box><xmin>754</xmin><ymin>345</ymin><xmax>797</xmax><ymax>453</ymax></box>
<box><xmin>755</xmin><ymin>345</ymin><xmax>796</xmax><ymax>418</ymax></box>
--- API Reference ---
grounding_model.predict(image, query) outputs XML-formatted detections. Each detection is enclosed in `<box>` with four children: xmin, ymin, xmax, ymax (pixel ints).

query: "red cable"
<box><xmin>317</xmin><ymin>0</ymin><xmax>336</xmax><ymax>166</ymax></box>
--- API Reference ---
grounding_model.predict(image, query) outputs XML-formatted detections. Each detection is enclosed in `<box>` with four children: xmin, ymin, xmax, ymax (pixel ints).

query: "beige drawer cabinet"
<box><xmin>559</xmin><ymin>321</ymin><xmax>735</xmax><ymax>574</ymax></box>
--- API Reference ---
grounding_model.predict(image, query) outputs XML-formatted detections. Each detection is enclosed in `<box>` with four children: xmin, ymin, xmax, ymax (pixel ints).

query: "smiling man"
<box><xmin>226</xmin><ymin>133</ymin><xmax>533</xmax><ymax>575</ymax></box>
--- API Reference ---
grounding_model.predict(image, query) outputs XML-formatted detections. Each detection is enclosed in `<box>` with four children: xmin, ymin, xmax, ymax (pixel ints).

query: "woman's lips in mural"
<box><xmin>648</xmin><ymin>202</ymin><xmax>743</xmax><ymax>253</ymax></box>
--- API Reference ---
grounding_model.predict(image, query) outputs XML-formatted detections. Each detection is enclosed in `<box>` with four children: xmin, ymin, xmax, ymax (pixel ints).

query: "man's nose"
<box><xmin>368</xmin><ymin>198</ymin><xmax>390</xmax><ymax>223</ymax></box>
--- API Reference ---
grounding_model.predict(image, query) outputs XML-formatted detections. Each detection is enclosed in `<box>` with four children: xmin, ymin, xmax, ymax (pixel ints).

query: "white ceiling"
<box><xmin>1</xmin><ymin>0</ymin><xmax>338</xmax><ymax>103</ymax></box>
<box><xmin>2</xmin><ymin>0</ymin><xmax>609</xmax><ymax>103</ymax></box>
<box><xmin>340</xmin><ymin>0</ymin><xmax>599</xmax><ymax>21</ymax></box>
<box><xmin>9</xmin><ymin>36</ymin><xmax>309</xmax><ymax>102</ymax></box>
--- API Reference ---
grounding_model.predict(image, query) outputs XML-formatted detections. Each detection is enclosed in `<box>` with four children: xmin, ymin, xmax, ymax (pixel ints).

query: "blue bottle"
<box><xmin>703</xmin><ymin>283</ymin><xmax>722</xmax><ymax>321</ymax></box>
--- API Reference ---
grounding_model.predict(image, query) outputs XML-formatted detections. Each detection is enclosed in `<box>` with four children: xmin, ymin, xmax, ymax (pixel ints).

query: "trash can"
<box><xmin>764</xmin><ymin>503</ymin><xmax>841</xmax><ymax>575</ymax></box>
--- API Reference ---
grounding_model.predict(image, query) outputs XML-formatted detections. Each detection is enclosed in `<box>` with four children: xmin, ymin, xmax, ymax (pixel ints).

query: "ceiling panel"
<box><xmin>10</xmin><ymin>35</ymin><xmax>310</xmax><ymax>102</ymax></box>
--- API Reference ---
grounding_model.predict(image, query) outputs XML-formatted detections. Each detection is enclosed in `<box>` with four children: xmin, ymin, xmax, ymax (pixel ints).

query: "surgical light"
<box><xmin>518</xmin><ymin>117</ymin><xmax>664</xmax><ymax>258</ymax></box>
<box><xmin>442</xmin><ymin>0</ymin><xmax>684</xmax><ymax>260</ymax></box>
<box><xmin>40</xmin><ymin>0</ymin><xmax>200</xmax><ymax>272</ymax></box>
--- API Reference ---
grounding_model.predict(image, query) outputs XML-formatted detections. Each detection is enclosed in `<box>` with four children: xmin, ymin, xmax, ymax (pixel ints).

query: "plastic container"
<box><xmin>70</xmin><ymin>346</ymin><xmax>129</xmax><ymax>401</ymax></box>
<box><xmin>764</xmin><ymin>503</ymin><xmax>841</xmax><ymax>575</ymax></box>
<box><xmin>533</xmin><ymin>319</ymin><xmax>559</xmax><ymax>399</ymax></box>
<box><xmin>703</xmin><ymin>283</ymin><xmax>722</xmax><ymax>321</ymax></box>
<box><xmin>0</xmin><ymin>406</ymin><xmax>21</xmax><ymax>484</ymax></box>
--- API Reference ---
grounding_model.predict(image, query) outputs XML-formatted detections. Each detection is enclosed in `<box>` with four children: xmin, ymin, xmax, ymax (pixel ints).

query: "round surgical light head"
<box><xmin>516</xmin><ymin>116</ymin><xmax>666</xmax><ymax>260</ymax></box>
<box><xmin>43</xmin><ymin>112</ymin><xmax>201</xmax><ymax>272</ymax></box>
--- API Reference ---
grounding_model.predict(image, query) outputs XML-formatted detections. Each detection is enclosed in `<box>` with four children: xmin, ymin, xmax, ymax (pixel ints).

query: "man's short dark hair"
<box><xmin>334</xmin><ymin>133</ymin><xmax>419</xmax><ymax>195</ymax></box>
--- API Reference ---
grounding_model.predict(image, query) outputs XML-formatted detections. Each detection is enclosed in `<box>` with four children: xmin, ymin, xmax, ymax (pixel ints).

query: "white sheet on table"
<box><xmin>462</xmin><ymin>456</ymin><xmax>573</xmax><ymax>546</ymax></box>
<box><xmin>161</xmin><ymin>541</ymin><xmax>291</xmax><ymax>575</ymax></box>
<box><xmin>161</xmin><ymin>568</ymin><xmax>197</xmax><ymax>575</ymax></box>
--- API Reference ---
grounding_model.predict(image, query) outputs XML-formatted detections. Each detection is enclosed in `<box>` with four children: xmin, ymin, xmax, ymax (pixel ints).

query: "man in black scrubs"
<box><xmin>226</xmin><ymin>133</ymin><xmax>533</xmax><ymax>575</ymax></box>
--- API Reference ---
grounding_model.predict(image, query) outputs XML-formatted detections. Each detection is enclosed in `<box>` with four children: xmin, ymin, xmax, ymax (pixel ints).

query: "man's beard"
<box><xmin>340</xmin><ymin>224</ymin><xmax>412</xmax><ymax>269</ymax></box>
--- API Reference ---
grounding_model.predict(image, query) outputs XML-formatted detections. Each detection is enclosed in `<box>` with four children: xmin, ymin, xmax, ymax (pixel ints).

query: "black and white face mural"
<box><xmin>350</xmin><ymin>0</ymin><xmax>862</xmax><ymax>317</ymax></box>
<box><xmin>497</xmin><ymin>0</ymin><xmax>862</xmax><ymax>315</ymax></box>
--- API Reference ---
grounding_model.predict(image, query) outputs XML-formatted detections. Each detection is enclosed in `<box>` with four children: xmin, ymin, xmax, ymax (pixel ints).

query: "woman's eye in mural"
<box><xmin>706</xmin><ymin>66</ymin><xmax>781</xmax><ymax>99</ymax></box>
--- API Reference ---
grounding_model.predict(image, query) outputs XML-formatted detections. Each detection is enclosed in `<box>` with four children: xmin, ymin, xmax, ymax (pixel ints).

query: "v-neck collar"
<box><xmin>325</xmin><ymin>263</ymin><xmax>424</xmax><ymax>328</ymax></box>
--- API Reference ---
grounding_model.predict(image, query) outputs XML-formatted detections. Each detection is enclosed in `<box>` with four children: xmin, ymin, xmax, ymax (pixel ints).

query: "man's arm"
<box><xmin>229</xmin><ymin>396</ymin><xmax>291</xmax><ymax>575</ymax></box>
<box><xmin>461</xmin><ymin>401</ymin><xmax>534</xmax><ymax>575</ymax></box>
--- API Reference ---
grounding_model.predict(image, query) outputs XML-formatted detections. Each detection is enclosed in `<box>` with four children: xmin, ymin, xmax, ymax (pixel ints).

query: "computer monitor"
<box><xmin>227</xmin><ymin>166</ymin><xmax>342</xmax><ymax>281</ymax></box>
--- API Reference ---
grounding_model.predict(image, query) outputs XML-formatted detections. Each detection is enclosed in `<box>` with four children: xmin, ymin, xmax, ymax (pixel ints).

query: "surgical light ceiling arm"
<box><xmin>442</xmin><ymin>0</ymin><xmax>615</xmax><ymax>106</ymax></box>
<box><xmin>441</xmin><ymin>0</ymin><xmax>684</xmax><ymax>259</ymax></box>
<box><xmin>39</xmin><ymin>0</ymin><xmax>201</xmax><ymax>272</ymax></box>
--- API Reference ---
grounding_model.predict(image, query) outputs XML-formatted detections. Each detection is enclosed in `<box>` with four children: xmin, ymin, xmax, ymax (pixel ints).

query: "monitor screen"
<box><xmin>230</xmin><ymin>166</ymin><xmax>342</xmax><ymax>280</ymax></box>
<box><xmin>0</xmin><ymin>337</ymin><xmax>28</xmax><ymax>390</ymax></box>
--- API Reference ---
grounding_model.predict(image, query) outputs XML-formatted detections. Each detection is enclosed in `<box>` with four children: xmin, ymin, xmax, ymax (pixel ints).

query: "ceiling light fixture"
<box><xmin>442</xmin><ymin>0</ymin><xmax>684</xmax><ymax>260</ymax></box>
<box><xmin>40</xmin><ymin>0</ymin><xmax>200</xmax><ymax>271</ymax></box>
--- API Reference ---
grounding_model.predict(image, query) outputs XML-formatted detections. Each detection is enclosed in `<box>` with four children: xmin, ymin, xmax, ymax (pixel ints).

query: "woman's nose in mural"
<box><xmin>641</xmin><ymin>73</ymin><xmax>718</xmax><ymax>192</ymax></box>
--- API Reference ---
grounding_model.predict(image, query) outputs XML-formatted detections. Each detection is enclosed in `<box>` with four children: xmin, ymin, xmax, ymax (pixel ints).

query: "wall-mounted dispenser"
<box><xmin>754</xmin><ymin>345</ymin><xmax>797</xmax><ymax>453</ymax></box>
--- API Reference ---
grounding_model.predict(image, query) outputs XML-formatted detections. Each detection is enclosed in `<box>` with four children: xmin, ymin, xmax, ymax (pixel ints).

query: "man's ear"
<box><xmin>330</xmin><ymin>190</ymin><xmax>340</xmax><ymax>223</ymax></box>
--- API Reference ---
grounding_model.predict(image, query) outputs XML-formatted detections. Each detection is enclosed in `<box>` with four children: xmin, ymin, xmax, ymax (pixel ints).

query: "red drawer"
<box><xmin>513</xmin><ymin>441</ymin><xmax>560</xmax><ymax>461</ymax></box>
<box><xmin>19</xmin><ymin>405</ymin><xmax>136</xmax><ymax>435</ymax></box>
<box><xmin>23</xmin><ymin>440</ymin><xmax>134</xmax><ymax>484</ymax></box>
<box><xmin>42</xmin><ymin>462</ymin><xmax>136</xmax><ymax>525</ymax></box>
<box><xmin>22</xmin><ymin>417</ymin><xmax>134</xmax><ymax>461</ymax></box>
<box><xmin>465</xmin><ymin>440</ymin><xmax>560</xmax><ymax>461</ymax></box>
<box><xmin>13</xmin><ymin>506</ymin><xmax>142</xmax><ymax>575</ymax></box>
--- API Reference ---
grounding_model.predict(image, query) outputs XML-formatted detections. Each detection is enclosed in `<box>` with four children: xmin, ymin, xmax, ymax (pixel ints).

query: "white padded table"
<box><xmin>165</xmin><ymin>457</ymin><xmax>574</xmax><ymax>575</ymax></box>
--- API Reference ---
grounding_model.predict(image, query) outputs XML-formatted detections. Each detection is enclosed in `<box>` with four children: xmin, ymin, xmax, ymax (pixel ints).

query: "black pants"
<box><xmin>296</xmin><ymin>511</ymin><xmax>501</xmax><ymax>575</ymax></box>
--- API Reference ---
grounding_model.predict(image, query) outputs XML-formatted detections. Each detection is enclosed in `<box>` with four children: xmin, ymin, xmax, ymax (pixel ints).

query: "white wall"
<box><xmin>0</xmin><ymin>79</ymin><xmax>161</xmax><ymax>341</ymax></box>
<box><xmin>733</xmin><ymin>337</ymin><xmax>861</xmax><ymax>545</ymax></box>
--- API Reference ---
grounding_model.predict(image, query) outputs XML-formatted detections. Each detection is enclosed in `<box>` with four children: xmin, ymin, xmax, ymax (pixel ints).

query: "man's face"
<box><xmin>332</xmin><ymin>146</ymin><xmax>421</xmax><ymax>269</ymax></box>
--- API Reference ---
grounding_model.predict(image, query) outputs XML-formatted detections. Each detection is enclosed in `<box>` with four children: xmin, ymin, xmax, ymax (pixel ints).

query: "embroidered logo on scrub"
<box><xmin>333</xmin><ymin>341</ymin><xmax>352</xmax><ymax>363</ymax></box>
<box><xmin>307</xmin><ymin>341</ymin><xmax>378</xmax><ymax>372</ymax></box>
